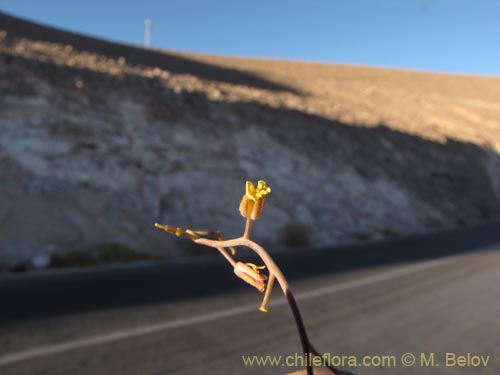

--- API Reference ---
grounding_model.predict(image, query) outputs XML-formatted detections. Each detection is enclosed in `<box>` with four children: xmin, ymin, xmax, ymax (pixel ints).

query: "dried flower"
<box><xmin>239</xmin><ymin>180</ymin><xmax>271</xmax><ymax>220</ymax></box>
<box><xmin>233</xmin><ymin>262</ymin><xmax>267</xmax><ymax>292</ymax></box>
<box><xmin>154</xmin><ymin>223</ymin><xmax>199</xmax><ymax>239</ymax></box>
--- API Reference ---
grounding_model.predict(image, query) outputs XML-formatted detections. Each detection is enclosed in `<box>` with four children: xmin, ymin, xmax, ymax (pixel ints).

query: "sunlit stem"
<box><xmin>243</xmin><ymin>218</ymin><xmax>253</xmax><ymax>239</ymax></box>
<box><xmin>191</xmin><ymin>231</ymin><xmax>237</xmax><ymax>265</ymax></box>
<box><xmin>192</xmin><ymin>236</ymin><xmax>349</xmax><ymax>375</ymax></box>
<box><xmin>259</xmin><ymin>273</ymin><xmax>275</xmax><ymax>312</ymax></box>
<box><xmin>214</xmin><ymin>232</ymin><xmax>237</xmax><ymax>256</ymax></box>
<box><xmin>194</xmin><ymin>236</ymin><xmax>315</xmax><ymax>375</ymax></box>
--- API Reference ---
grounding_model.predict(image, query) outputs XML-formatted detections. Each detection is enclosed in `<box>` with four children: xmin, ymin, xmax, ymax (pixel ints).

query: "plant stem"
<box><xmin>286</xmin><ymin>289</ymin><xmax>314</xmax><ymax>375</ymax></box>
<box><xmin>194</xmin><ymin>236</ymin><xmax>353</xmax><ymax>374</ymax></box>
<box><xmin>243</xmin><ymin>218</ymin><xmax>253</xmax><ymax>239</ymax></box>
<box><xmin>195</xmin><ymin>237</ymin><xmax>317</xmax><ymax>375</ymax></box>
<box><xmin>259</xmin><ymin>273</ymin><xmax>275</xmax><ymax>312</ymax></box>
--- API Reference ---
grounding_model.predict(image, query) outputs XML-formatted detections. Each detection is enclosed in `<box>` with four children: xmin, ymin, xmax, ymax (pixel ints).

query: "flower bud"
<box><xmin>234</xmin><ymin>262</ymin><xmax>267</xmax><ymax>292</ymax></box>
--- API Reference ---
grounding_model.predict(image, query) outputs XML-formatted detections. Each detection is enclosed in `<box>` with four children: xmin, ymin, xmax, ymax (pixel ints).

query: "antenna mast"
<box><xmin>144</xmin><ymin>18</ymin><xmax>151</xmax><ymax>47</ymax></box>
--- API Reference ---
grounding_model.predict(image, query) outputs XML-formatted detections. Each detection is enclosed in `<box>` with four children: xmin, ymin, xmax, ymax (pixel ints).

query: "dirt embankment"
<box><xmin>0</xmin><ymin>12</ymin><xmax>499</xmax><ymax>270</ymax></box>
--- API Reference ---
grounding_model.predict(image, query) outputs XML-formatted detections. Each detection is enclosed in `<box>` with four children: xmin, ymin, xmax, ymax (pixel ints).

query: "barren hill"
<box><xmin>1</xmin><ymin>12</ymin><xmax>499</xmax><ymax>270</ymax></box>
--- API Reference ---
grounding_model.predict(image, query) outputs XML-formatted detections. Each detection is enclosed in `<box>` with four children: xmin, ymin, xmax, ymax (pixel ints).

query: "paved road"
<box><xmin>1</xmin><ymin>241</ymin><xmax>500</xmax><ymax>375</ymax></box>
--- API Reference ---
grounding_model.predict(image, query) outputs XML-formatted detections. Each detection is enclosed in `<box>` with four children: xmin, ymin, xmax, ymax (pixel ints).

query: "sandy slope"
<box><xmin>0</xmin><ymin>12</ymin><xmax>499</xmax><ymax>269</ymax></box>
<box><xmin>182</xmin><ymin>52</ymin><xmax>500</xmax><ymax>149</ymax></box>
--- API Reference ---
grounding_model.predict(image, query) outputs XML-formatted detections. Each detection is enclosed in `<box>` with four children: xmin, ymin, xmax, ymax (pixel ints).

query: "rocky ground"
<box><xmin>1</xmin><ymin>13</ymin><xmax>499</xmax><ymax>271</ymax></box>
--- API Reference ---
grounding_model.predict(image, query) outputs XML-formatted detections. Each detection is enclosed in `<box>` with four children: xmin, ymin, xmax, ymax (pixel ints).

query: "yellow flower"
<box><xmin>239</xmin><ymin>180</ymin><xmax>271</xmax><ymax>220</ymax></box>
<box><xmin>247</xmin><ymin>180</ymin><xmax>271</xmax><ymax>201</ymax></box>
<box><xmin>233</xmin><ymin>262</ymin><xmax>267</xmax><ymax>292</ymax></box>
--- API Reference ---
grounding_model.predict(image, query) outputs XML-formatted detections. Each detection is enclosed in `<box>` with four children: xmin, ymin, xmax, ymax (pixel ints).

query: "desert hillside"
<box><xmin>1</xmin><ymin>12</ymin><xmax>499</xmax><ymax>270</ymax></box>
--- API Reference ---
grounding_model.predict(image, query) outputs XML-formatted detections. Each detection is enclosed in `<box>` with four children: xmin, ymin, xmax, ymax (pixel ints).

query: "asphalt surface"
<box><xmin>1</xmin><ymin>221</ymin><xmax>500</xmax><ymax>375</ymax></box>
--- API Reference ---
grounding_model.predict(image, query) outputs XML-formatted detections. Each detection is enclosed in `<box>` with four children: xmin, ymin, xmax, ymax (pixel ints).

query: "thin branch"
<box><xmin>243</xmin><ymin>218</ymin><xmax>253</xmax><ymax>239</ymax></box>
<box><xmin>161</xmin><ymin>231</ymin><xmax>345</xmax><ymax>374</ymax></box>
<box><xmin>259</xmin><ymin>273</ymin><xmax>275</xmax><ymax>312</ymax></box>
<box><xmin>195</xmin><ymin>236</ymin><xmax>317</xmax><ymax>375</ymax></box>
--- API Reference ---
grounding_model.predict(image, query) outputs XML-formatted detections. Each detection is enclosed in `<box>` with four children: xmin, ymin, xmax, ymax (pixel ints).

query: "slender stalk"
<box><xmin>243</xmin><ymin>218</ymin><xmax>253</xmax><ymax>239</ymax></box>
<box><xmin>195</xmin><ymin>236</ymin><xmax>319</xmax><ymax>375</ymax></box>
<box><xmin>285</xmin><ymin>289</ymin><xmax>313</xmax><ymax>375</ymax></box>
<box><xmin>259</xmin><ymin>273</ymin><xmax>275</xmax><ymax>312</ymax></box>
